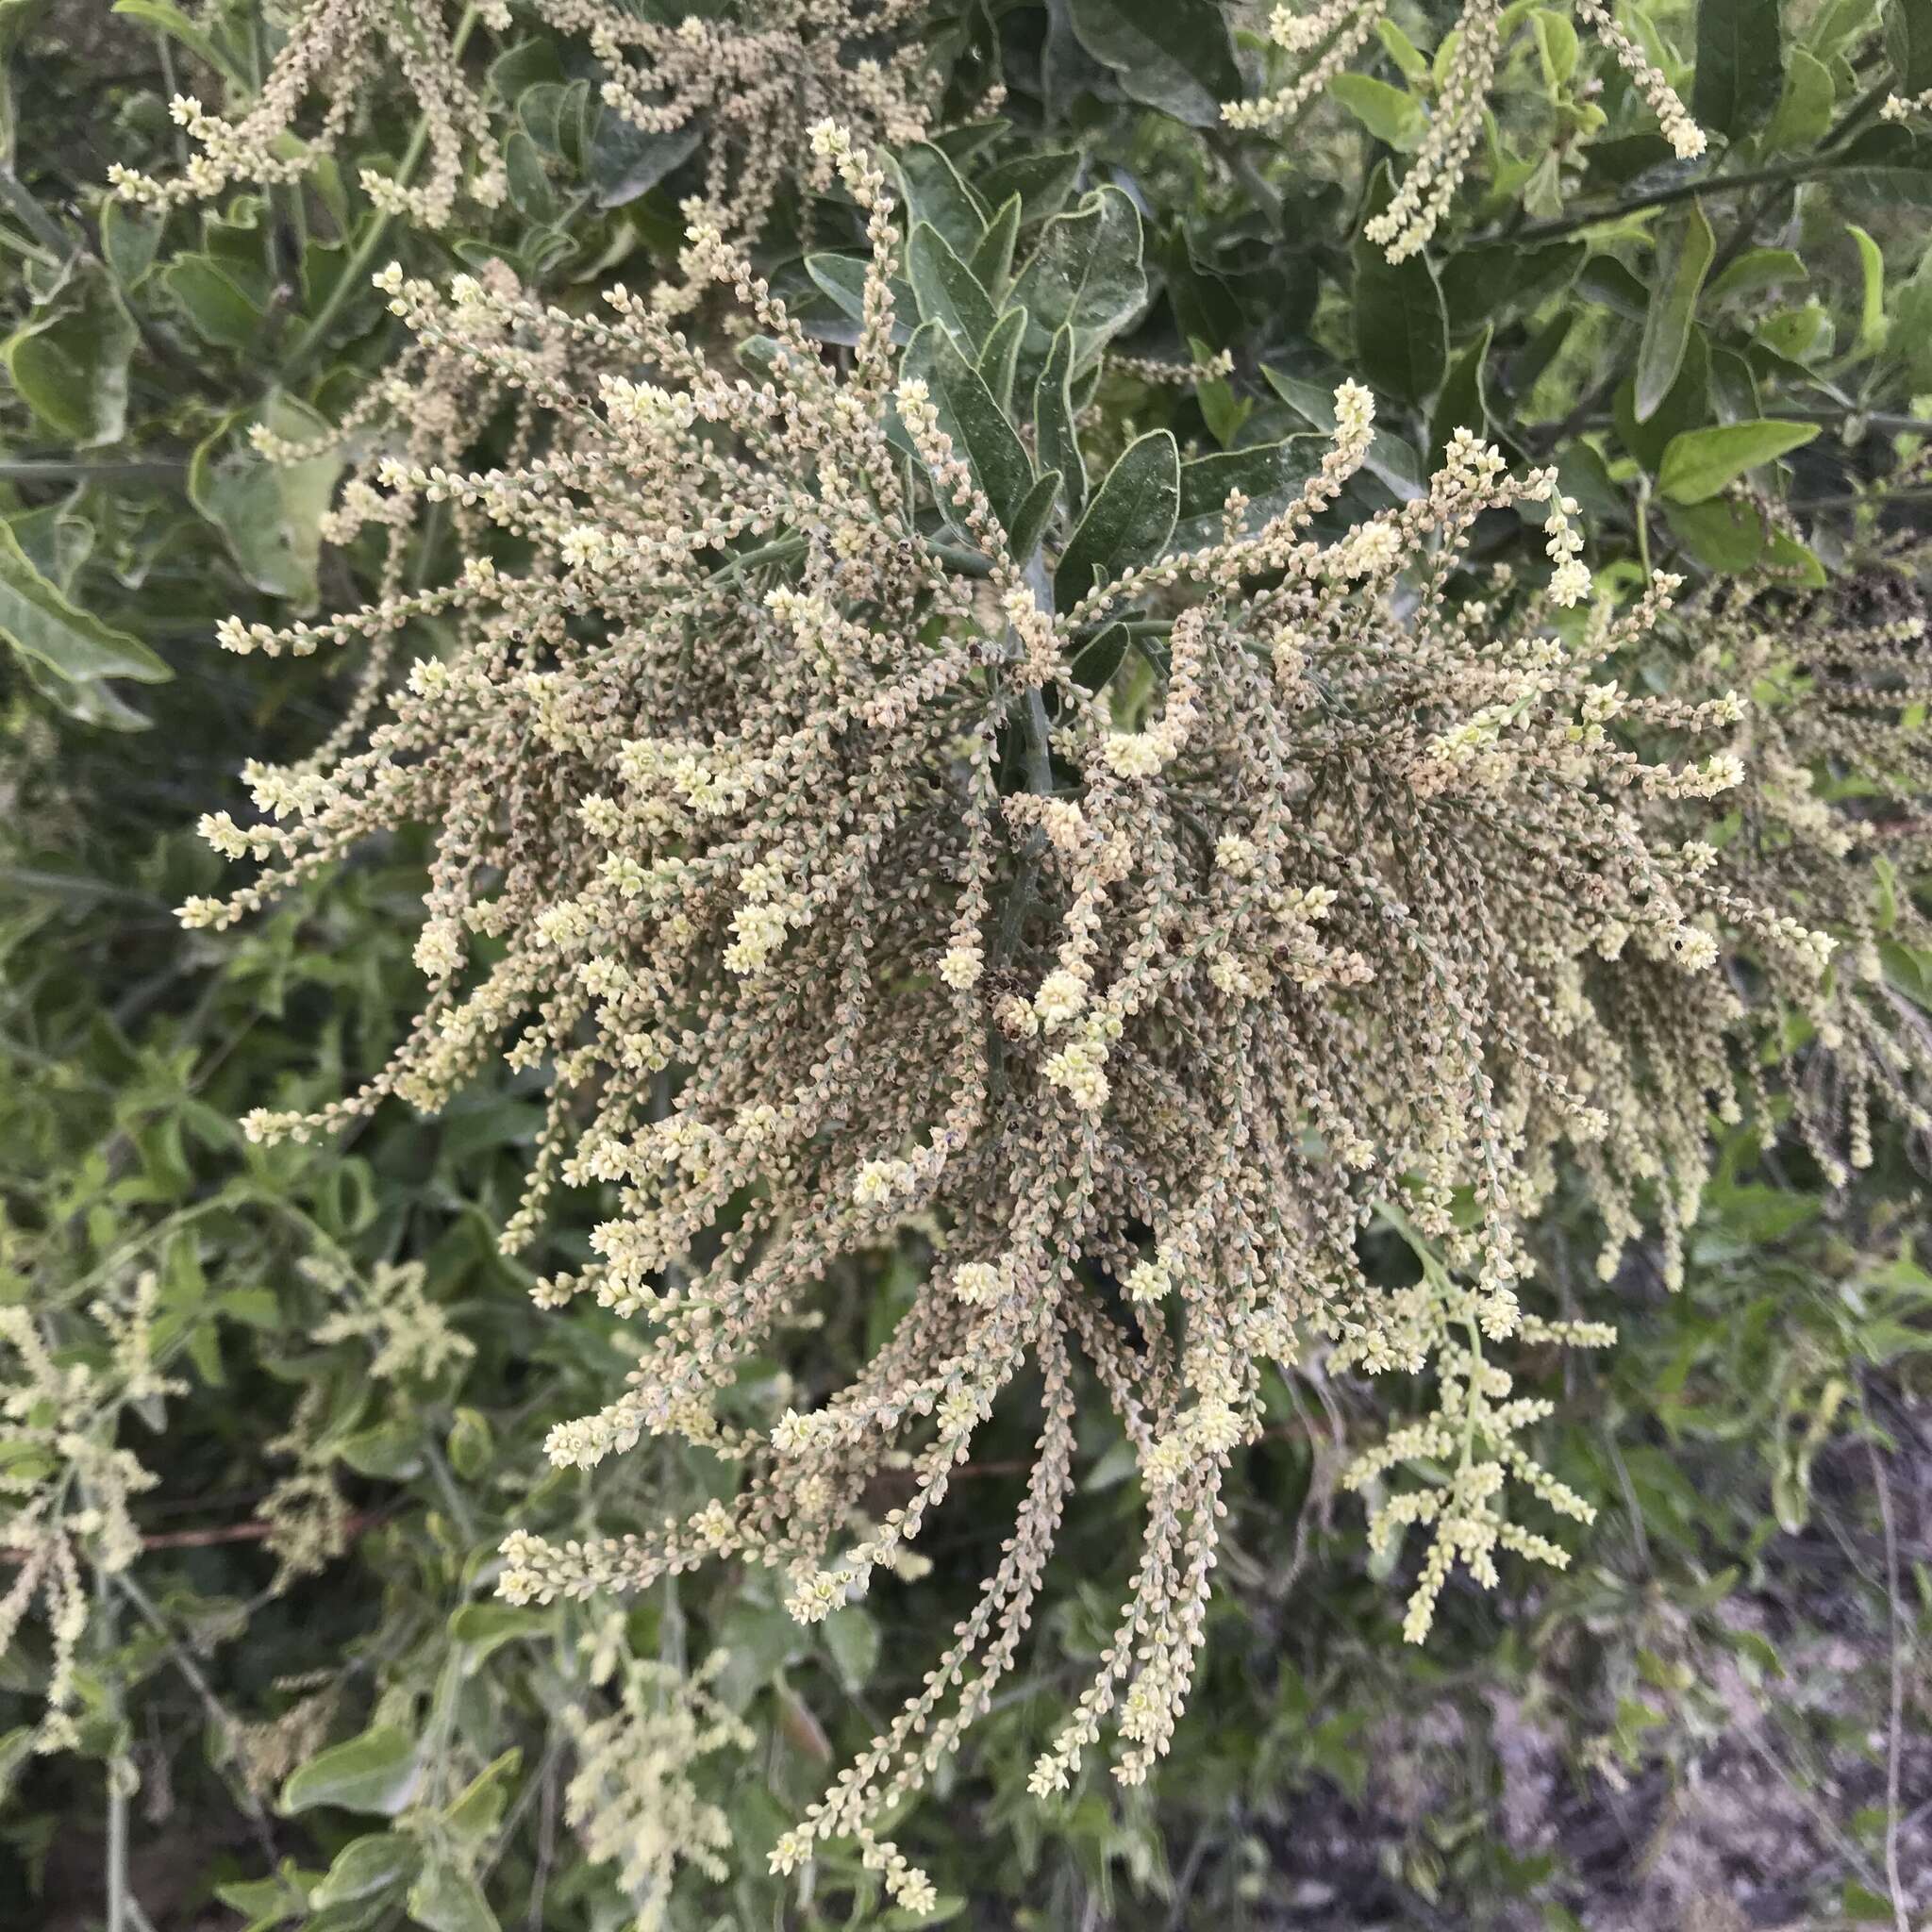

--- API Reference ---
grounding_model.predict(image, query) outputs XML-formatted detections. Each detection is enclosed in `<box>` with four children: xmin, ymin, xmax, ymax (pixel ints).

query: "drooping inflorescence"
<box><xmin>109</xmin><ymin>0</ymin><xmax>942</xmax><ymax>253</ymax></box>
<box><xmin>187</xmin><ymin>128</ymin><xmax>1922</xmax><ymax>1909</ymax></box>
<box><xmin>1224</xmin><ymin>0</ymin><xmax>1705</xmax><ymax>261</ymax></box>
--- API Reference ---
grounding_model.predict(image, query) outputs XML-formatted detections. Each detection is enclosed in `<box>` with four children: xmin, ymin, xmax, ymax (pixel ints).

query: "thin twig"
<box><xmin>3</xmin><ymin>1507</ymin><xmax>388</xmax><ymax>1560</ymax></box>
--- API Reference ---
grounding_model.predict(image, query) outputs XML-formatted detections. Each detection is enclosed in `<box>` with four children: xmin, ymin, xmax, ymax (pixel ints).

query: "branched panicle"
<box><xmin>108</xmin><ymin>0</ymin><xmax>947</xmax><ymax>251</ymax></box>
<box><xmin>190</xmin><ymin>131</ymin><xmax>1924</xmax><ymax>1908</ymax></box>
<box><xmin>1224</xmin><ymin>0</ymin><xmax>1704</xmax><ymax>260</ymax></box>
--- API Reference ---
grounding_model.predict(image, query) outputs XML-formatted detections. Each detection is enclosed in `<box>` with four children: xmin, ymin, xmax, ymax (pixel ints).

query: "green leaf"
<box><xmin>1376</xmin><ymin>18</ymin><xmax>1430</xmax><ymax>77</ymax></box>
<box><xmin>502</xmin><ymin>129</ymin><xmax>557</xmax><ymax>222</ymax></box>
<box><xmin>335</xmin><ymin>1420</ymin><xmax>423</xmax><ymax>1479</ymax></box>
<box><xmin>1576</xmin><ymin>254</ymin><xmax>1652</xmax><ymax>319</ymax></box>
<box><xmin>976</xmin><ymin>150</ymin><xmax>1083</xmax><ymax>226</ymax></box>
<box><xmin>1616</xmin><ymin>325</ymin><xmax>1710</xmax><ymax>468</ymax></box>
<box><xmin>3</xmin><ymin>270</ymin><xmax>136</xmax><ymax>447</ymax></box>
<box><xmin>1009</xmin><ymin>187</ymin><xmax>1147</xmax><ymax>370</ymax></box>
<box><xmin>1353</xmin><ymin>165</ymin><xmax>1448</xmax><ymax>402</ymax></box>
<box><xmin>1173</xmin><ymin>438</ymin><xmax>1324</xmax><ymax>549</ymax></box>
<box><xmin>1707</xmin><ymin>247</ymin><xmax>1807</xmax><ymax>302</ymax></box>
<box><xmin>0</xmin><ymin>520</ymin><xmax>168</xmax><ymax>719</ymax></box>
<box><xmin>312</xmin><ymin>1835</ymin><xmax>421</xmax><ymax>1909</ymax></box>
<box><xmin>189</xmin><ymin>395</ymin><xmax>344</xmax><ymax>610</ymax></box>
<box><xmin>1007</xmin><ymin>467</ymin><xmax>1064</xmax><ymax>563</ymax></box>
<box><xmin>1329</xmin><ymin>74</ymin><xmax>1425</xmax><ymax>149</ymax></box>
<box><xmin>1886</xmin><ymin>0</ymin><xmax>1932</xmax><ymax>98</ymax></box>
<box><xmin>585</xmin><ymin>108</ymin><xmax>700</xmax><ymax>208</ymax></box>
<box><xmin>1635</xmin><ymin>201</ymin><xmax>1715</xmax><ymax>423</ymax></box>
<box><xmin>1754</xmin><ymin>301</ymin><xmax>1831</xmax><ymax>358</ymax></box>
<box><xmin>441</xmin><ymin>1750</ymin><xmax>521</xmax><ymax>1846</ymax></box>
<box><xmin>162</xmin><ymin>256</ymin><xmax>265</xmax><ymax>352</ymax></box>
<box><xmin>1070</xmin><ymin>619</ymin><xmax>1131</xmax><ymax>691</ymax></box>
<box><xmin>1808</xmin><ymin>0</ymin><xmax>1878</xmax><ymax>56</ymax></box>
<box><xmin>1532</xmin><ymin>8</ymin><xmax>1581</xmax><ymax>85</ymax></box>
<box><xmin>907</xmin><ymin>222</ymin><xmax>998</xmax><ymax>353</ymax></box>
<box><xmin>280</xmin><ymin>1725</ymin><xmax>420</xmax><ymax>1817</ymax></box>
<box><xmin>1055</xmin><ymin>429</ymin><xmax>1179</xmax><ymax>613</ymax></box>
<box><xmin>1847</xmin><ymin>225</ymin><xmax>1889</xmax><ymax>358</ymax></box>
<box><xmin>804</xmin><ymin>253</ymin><xmax>914</xmax><ymax>343</ymax></box>
<box><xmin>1762</xmin><ymin>46</ymin><xmax>1834</xmax><ymax>151</ymax></box>
<box><xmin>1663</xmin><ymin>494</ymin><xmax>1773</xmax><ymax>571</ymax></box>
<box><xmin>448</xmin><ymin>1602</ymin><xmax>547</xmax><ymax>1666</ymax></box>
<box><xmin>1066</xmin><ymin>0</ymin><xmax>1241</xmax><ymax>126</ymax></box>
<box><xmin>888</xmin><ymin>143</ymin><xmax>989</xmax><ymax>259</ymax></box>
<box><xmin>1428</xmin><ymin>323</ymin><xmax>1492</xmax><ymax>471</ymax></box>
<box><xmin>408</xmin><ymin>1857</ymin><xmax>499</xmax><ymax>1932</ymax></box>
<box><xmin>976</xmin><ymin>305</ymin><xmax>1027</xmax><ymax>411</ymax></box>
<box><xmin>100</xmin><ymin>201</ymin><xmax>161</xmax><ymax>285</ymax></box>
<box><xmin>971</xmin><ymin>194</ymin><xmax>1023</xmax><ymax>296</ymax></box>
<box><xmin>1694</xmin><ymin>0</ymin><xmax>1785</xmax><ymax>136</ymax></box>
<box><xmin>1034</xmin><ymin>325</ymin><xmax>1086</xmax><ymax>520</ymax></box>
<box><xmin>902</xmin><ymin>322</ymin><xmax>1036</xmax><ymax>542</ymax></box>
<box><xmin>1841</xmin><ymin>1881</ymin><xmax>1900</xmax><ymax>1924</ymax></box>
<box><xmin>446</xmin><ymin>1407</ymin><xmax>491</xmax><ymax>1479</ymax></box>
<box><xmin>1657</xmin><ymin>419</ymin><xmax>1819</xmax><ymax>502</ymax></box>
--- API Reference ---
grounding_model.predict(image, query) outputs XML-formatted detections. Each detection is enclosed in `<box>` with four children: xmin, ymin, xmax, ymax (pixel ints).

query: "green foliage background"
<box><xmin>0</xmin><ymin>0</ymin><xmax>1929</xmax><ymax>1926</ymax></box>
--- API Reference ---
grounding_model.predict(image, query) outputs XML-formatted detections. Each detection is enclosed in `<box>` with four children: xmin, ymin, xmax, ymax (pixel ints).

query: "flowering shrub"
<box><xmin>174</xmin><ymin>117</ymin><xmax>1928</xmax><ymax>1903</ymax></box>
<box><xmin>5</xmin><ymin>2</ymin><xmax>1932</xmax><ymax>1927</ymax></box>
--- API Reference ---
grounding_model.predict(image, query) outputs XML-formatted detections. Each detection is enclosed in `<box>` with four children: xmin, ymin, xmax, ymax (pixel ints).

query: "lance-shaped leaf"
<box><xmin>1428</xmin><ymin>323</ymin><xmax>1493</xmax><ymax>471</ymax></box>
<box><xmin>1067</xmin><ymin>0</ymin><xmax>1242</xmax><ymax>126</ymax></box>
<box><xmin>977</xmin><ymin>149</ymin><xmax>1083</xmax><ymax>226</ymax></box>
<box><xmin>907</xmin><ymin>222</ymin><xmax>999</xmax><ymax>353</ymax></box>
<box><xmin>1054</xmin><ymin>429</ymin><xmax>1179</xmax><ymax>612</ymax></box>
<box><xmin>888</xmin><ymin>143</ymin><xmax>989</xmax><ymax>258</ymax></box>
<box><xmin>978</xmin><ymin>306</ymin><xmax>1027</xmax><ymax>410</ymax></box>
<box><xmin>903</xmin><ymin>322</ymin><xmax>1037</xmax><ymax>545</ymax></box>
<box><xmin>972</xmin><ymin>194</ymin><xmax>1023</xmax><ymax>295</ymax></box>
<box><xmin>279</xmin><ymin>1724</ymin><xmax>420</xmax><ymax>1817</ymax></box>
<box><xmin>1695</xmin><ymin>0</ymin><xmax>1786</xmax><ymax>136</ymax></box>
<box><xmin>1635</xmin><ymin>202</ymin><xmax>1714</xmax><ymax>424</ymax></box>
<box><xmin>1034</xmin><ymin>325</ymin><xmax>1087</xmax><ymax>520</ymax></box>
<box><xmin>804</xmin><ymin>253</ymin><xmax>915</xmax><ymax>344</ymax></box>
<box><xmin>1657</xmin><ymin>419</ymin><xmax>1819</xmax><ymax>502</ymax></box>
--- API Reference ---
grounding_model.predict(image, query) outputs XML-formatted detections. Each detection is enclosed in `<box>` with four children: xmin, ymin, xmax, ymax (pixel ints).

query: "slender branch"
<box><xmin>1504</xmin><ymin>72</ymin><xmax>1900</xmax><ymax>245</ymax></box>
<box><xmin>3</xmin><ymin>1507</ymin><xmax>388</xmax><ymax>1560</ymax></box>
<box><xmin>1503</xmin><ymin>162</ymin><xmax>1811</xmax><ymax>243</ymax></box>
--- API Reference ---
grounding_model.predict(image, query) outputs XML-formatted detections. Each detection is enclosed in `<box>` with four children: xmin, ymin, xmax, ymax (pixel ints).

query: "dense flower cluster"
<box><xmin>1225</xmin><ymin>0</ymin><xmax>1705</xmax><ymax>259</ymax></box>
<box><xmin>108</xmin><ymin>0</ymin><xmax>941</xmax><ymax>247</ymax></box>
<box><xmin>189</xmin><ymin>133</ymin><xmax>1921</xmax><ymax>1909</ymax></box>
<box><xmin>109</xmin><ymin>0</ymin><xmax>508</xmax><ymax>228</ymax></box>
